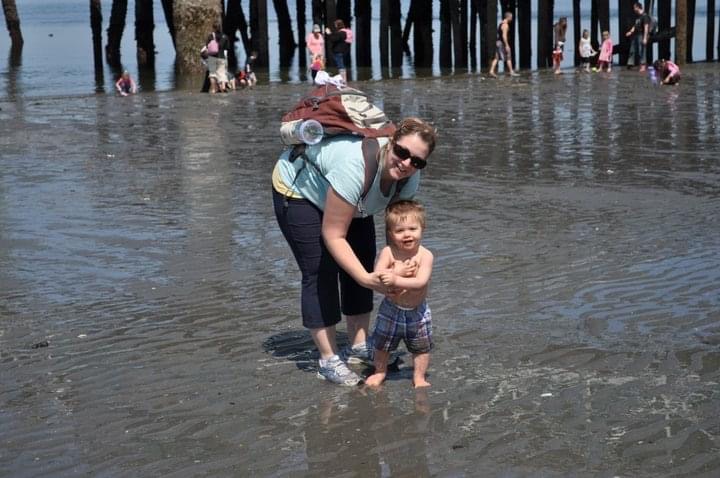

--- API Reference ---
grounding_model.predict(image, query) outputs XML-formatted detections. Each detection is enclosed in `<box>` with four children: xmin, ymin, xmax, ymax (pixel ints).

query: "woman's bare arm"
<box><xmin>322</xmin><ymin>187</ymin><xmax>383</xmax><ymax>291</ymax></box>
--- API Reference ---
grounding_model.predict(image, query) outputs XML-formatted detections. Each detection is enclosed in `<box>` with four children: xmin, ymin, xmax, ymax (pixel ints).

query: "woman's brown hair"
<box><xmin>391</xmin><ymin>118</ymin><xmax>437</xmax><ymax>156</ymax></box>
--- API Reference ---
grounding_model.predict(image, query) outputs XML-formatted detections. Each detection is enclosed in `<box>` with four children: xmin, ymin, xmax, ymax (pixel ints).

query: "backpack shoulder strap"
<box><xmin>361</xmin><ymin>137</ymin><xmax>408</xmax><ymax>203</ymax></box>
<box><xmin>361</xmin><ymin>138</ymin><xmax>380</xmax><ymax>199</ymax></box>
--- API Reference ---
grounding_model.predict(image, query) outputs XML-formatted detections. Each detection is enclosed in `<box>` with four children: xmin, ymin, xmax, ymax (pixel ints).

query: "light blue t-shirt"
<box><xmin>276</xmin><ymin>136</ymin><xmax>419</xmax><ymax>216</ymax></box>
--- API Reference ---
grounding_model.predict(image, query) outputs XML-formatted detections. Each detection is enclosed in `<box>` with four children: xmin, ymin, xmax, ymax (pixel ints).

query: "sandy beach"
<box><xmin>1</xmin><ymin>66</ymin><xmax>719</xmax><ymax>476</ymax></box>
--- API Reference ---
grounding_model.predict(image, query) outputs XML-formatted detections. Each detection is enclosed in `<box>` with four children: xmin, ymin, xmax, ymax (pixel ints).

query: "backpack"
<box><xmin>340</xmin><ymin>28</ymin><xmax>354</xmax><ymax>44</ymax></box>
<box><xmin>648</xmin><ymin>15</ymin><xmax>658</xmax><ymax>37</ymax></box>
<box><xmin>281</xmin><ymin>84</ymin><xmax>396</xmax><ymax>143</ymax></box>
<box><xmin>281</xmin><ymin>85</ymin><xmax>402</xmax><ymax>200</ymax></box>
<box><xmin>207</xmin><ymin>33</ymin><xmax>219</xmax><ymax>56</ymax></box>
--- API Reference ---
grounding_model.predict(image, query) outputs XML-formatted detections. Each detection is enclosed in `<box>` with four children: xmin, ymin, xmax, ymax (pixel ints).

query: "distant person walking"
<box><xmin>625</xmin><ymin>2</ymin><xmax>651</xmax><ymax>72</ymax></box>
<box><xmin>488</xmin><ymin>12</ymin><xmax>519</xmax><ymax>78</ymax></box>
<box><xmin>552</xmin><ymin>17</ymin><xmax>568</xmax><ymax>74</ymax></box>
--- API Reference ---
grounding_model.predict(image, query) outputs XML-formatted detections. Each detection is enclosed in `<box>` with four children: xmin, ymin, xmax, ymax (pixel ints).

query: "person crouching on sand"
<box><xmin>115</xmin><ymin>70</ymin><xmax>137</xmax><ymax>96</ymax></box>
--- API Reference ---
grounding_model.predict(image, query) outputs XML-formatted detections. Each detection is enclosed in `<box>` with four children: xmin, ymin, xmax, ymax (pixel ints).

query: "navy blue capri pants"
<box><xmin>273</xmin><ymin>189</ymin><xmax>376</xmax><ymax>329</ymax></box>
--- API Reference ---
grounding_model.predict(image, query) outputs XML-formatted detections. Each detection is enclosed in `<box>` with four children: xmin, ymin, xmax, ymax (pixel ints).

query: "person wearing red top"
<box><xmin>115</xmin><ymin>70</ymin><xmax>137</xmax><ymax>96</ymax></box>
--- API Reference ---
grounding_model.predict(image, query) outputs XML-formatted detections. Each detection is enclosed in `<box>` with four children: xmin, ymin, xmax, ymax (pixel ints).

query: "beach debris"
<box><xmin>31</xmin><ymin>340</ymin><xmax>49</xmax><ymax>349</ymax></box>
<box><xmin>540</xmin><ymin>392</ymin><xmax>553</xmax><ymax>397</ymax></box>
<box><xmin>77</xmin><ymin>334</ymin><xmax>87</xmax><ymax>338</ymax></box>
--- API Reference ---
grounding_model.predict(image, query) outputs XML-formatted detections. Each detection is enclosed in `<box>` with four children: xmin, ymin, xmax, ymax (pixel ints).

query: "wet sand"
<box><xmin>1</xmin><ymin>65</ymin><xmax>720</xmax><ymax>477</ymax></box>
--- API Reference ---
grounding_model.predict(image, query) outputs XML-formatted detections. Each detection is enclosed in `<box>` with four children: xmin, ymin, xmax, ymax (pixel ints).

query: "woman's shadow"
<box><xmin>262</xmin><ymin>330</ymin><xmax>405</xmax><ymax>376</ymax></box>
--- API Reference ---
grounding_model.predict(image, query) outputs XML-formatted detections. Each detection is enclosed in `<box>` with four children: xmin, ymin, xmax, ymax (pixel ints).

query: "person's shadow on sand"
<box><xmin>262</xmin><ymin>330</ymin><xmax>405</xmax><ymax>376</ymax></box>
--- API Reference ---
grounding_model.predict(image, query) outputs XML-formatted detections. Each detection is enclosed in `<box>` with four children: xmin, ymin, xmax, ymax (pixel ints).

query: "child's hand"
<box><xmin>393</xmin><ymin>259</ymin><xmax>418</xmax><ymax>278</ymax></box>
<box><xmin>379</xmin><ymin>271</ymin><xmax>396</xmax><ymax>286</ymax></box>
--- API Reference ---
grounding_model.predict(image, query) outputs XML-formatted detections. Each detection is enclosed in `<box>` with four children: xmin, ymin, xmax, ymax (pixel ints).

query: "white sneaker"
<box><xmin>317</xmin><ymin>355</ymin><xmax>362</xmax><ymax>386</ymax></box>
<box><xmin>340</xmin><ymin>342</ymin><xmax>373</xmax><ymax>365</ymax></box>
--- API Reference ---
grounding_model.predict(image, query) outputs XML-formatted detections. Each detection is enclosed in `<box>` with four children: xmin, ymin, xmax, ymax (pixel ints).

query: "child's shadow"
<box><xmin>262</xmin><ymin>330</ymin><xmax>404</xmax><ymax>376</ymax></box>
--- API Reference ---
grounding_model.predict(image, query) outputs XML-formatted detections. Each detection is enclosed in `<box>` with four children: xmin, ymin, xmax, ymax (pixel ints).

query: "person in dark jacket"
<box><xmin>325</xmin><ymin>19</ymin><xmax>350</xmax><ymax>83</ymax></box>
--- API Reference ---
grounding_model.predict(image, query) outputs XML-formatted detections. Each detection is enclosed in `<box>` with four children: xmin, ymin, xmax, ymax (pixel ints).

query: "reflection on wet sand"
<box><xmin>1</xmin><ymin>65</ymin><xmax>719</xmax><ymax>476</ymax></box>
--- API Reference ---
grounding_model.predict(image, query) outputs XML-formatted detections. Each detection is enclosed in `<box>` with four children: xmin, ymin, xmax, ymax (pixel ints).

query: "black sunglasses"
<box><xmin>392</xmin><ymin>143</ymin><xmax>427</xmax><ymax>170</ymax></box>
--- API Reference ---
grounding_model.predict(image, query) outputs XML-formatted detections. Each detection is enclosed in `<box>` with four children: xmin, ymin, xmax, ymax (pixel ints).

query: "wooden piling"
<box><xmin>2</xmin><ymin>0</ymin><xmax>24</xmax><ymax>47</ymax></box>
<box><xmin>459</xmin><ymin>0</ymin><xmax>469</xmax><ymax>69</ymax></box>
<box><xmin>518</xmin><ymin>0</ymin><xmax>531</xmax><ymax>69</ymax></box>
<box><xmin>440</xmin><ymin>0</ymin><xmax>451</xmax><ymax>69</ymax></box>
<box><xmin>355</xmin><ymin>0</ymin><xmax>372</xmax><ymax>68</ymax></box>
<box><xmin>403</xmin><ymin>1</ymin><xmax>415</xmax><ymax>55</ymax></box>
<box><xmin>135</xmin><ymin>0</ymin><xmax>155</xmax><ymax>67</ymax></box>
<box><xmin>469</xmin><ymin>0</ymin><xmax>478</xmax><ymax>69</ymax></box>
<box><xmin>658</xmin><ymin>0</ymin><xmax>671</xmax><ymax>59</ymax></box>
<box><xmin>591</xmin><ymin>0</ymin><xmax>599</xmax><ymax>48</ymax></box>
<box><xmin>485</xmin><ymin>0</ymin><xmax>496</xmax><ymax>69</ymax></box>
<box><xmin>90</xmin><ymin>0</ymin><xmax>103</xmax><ymax>87</ymax></box>
<box><xmin>477</xmin><ymin>0</ymin><xmax>490</xmax><ymax>68</ymax></box>
<box><xmin>390</xmin><ymin>0</ymin><xmax>403</xmax><ymax>67</ymax></box>
<box><xmin>325</xmin><ymin>0</ymin><xmax>337</xmax><ymax>28</ymax></box>
<box><xmin>414</xmin><ymin>0</ymin><xmax>433</xmax><ymax>68</ymax></box>
<box><xmin>380</xmin><ymin>0</ymin><xmax>390</xmax><ymax>67</ymax></box>
<box><xmin>337</xmin><ymin>0</ymin><xmax>350</xmax><ymax>25</ymax></box>
<box><xmin>451</xmin><ymin>0</ymin><xmax>467</xmax><ymax>69</ymax></box>
<box><xmin>311</xmin><ymin>0</ymin><xmax>323</xmax><ymax>27</ymax></box>
<box><xmin>618</xmin><ymin>0</ymin><xmax>633</xmax><ymax>66</ymax></box>
<box><xmin>537</xmin><ymin>0</ymin><xmax>552</xmax><ymax>68</ymax></box>
<box><xmin>225</xmin><ymin>0</ymin><xmax>251</xmax><ymax>69</ymax></box>
<box><xmin>272</xmin><ymin>0</ymin><xmax>295</xmax><ymax>67</ymax></box>
<box><xmin>173</xmin><ymin>0</ymin><xmax>219</xmax><ymax>74</ymax></box>
<box><xmin>573</xmin><ymin>0</ymin><xmax>581</xmax><ymax>66</ymax></box>
<box><xmin>676</xmin><ymin>0</ymin><xmax>687</xmax><ymax>64</ymax></box>
<box><xmin>686</xmin><ymin>0</ymin><xmax>695</xmax><ymax>62</ymax></box>
<box><xmin>598</xmin><ymin>0</ymin><xmax>610</xmax><ymax>33</ymax></box>
<box><xmin>249</xmin><ymin>0</ymin><xmax>268</xmax><ymax>67</ymax></box>
<box><xmin>159</xmin><ymin>0</ymin><xmax>175</xmax><ymax>47</ymax></box>
<box><xmin>106</xmin><ymin>0</ymin><xmax>128</xmax><ymax>67</ymax></box>
<box><xmin>707</xmin><ymin>0</ymin><xmax>715</xmax><ymax>61</ymax></box>
<box><xmin>296</xmin><ymin>0</ymin><xmax>307</xmax><ymax>69</ymax></box>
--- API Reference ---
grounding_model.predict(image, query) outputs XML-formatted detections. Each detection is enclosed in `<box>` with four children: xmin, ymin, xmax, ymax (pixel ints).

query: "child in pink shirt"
<box><xmin>596</xmin><ymin>30</ymin><xmax>613</xmax><ymax>72</ymax></box>
<box><xmin>310</xmin><ymin>54</ymin><xmax>325</xmax><ymax>81</ymax></box>
<box><xmin>654</xmin><ymin>58</ymin><xmax>681</xmax><ymax>85</ymax></box>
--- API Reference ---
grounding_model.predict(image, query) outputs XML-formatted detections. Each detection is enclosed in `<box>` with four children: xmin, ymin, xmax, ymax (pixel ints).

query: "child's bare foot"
<box><xmin>413</xmin><ymin>378</ymin><xmax>431</xmax><ymax>388</ymax></box>
<box><xmin>365</xmin><ymin>373</ymin><xmax>385</xmax><ymax>387</ymax></box>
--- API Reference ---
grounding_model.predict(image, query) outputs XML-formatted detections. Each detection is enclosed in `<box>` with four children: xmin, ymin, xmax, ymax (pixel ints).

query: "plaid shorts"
<box><xmin>371</xmin><ymin>298</ymin><xmax>433</xmax><ymax>354</ymax></box>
